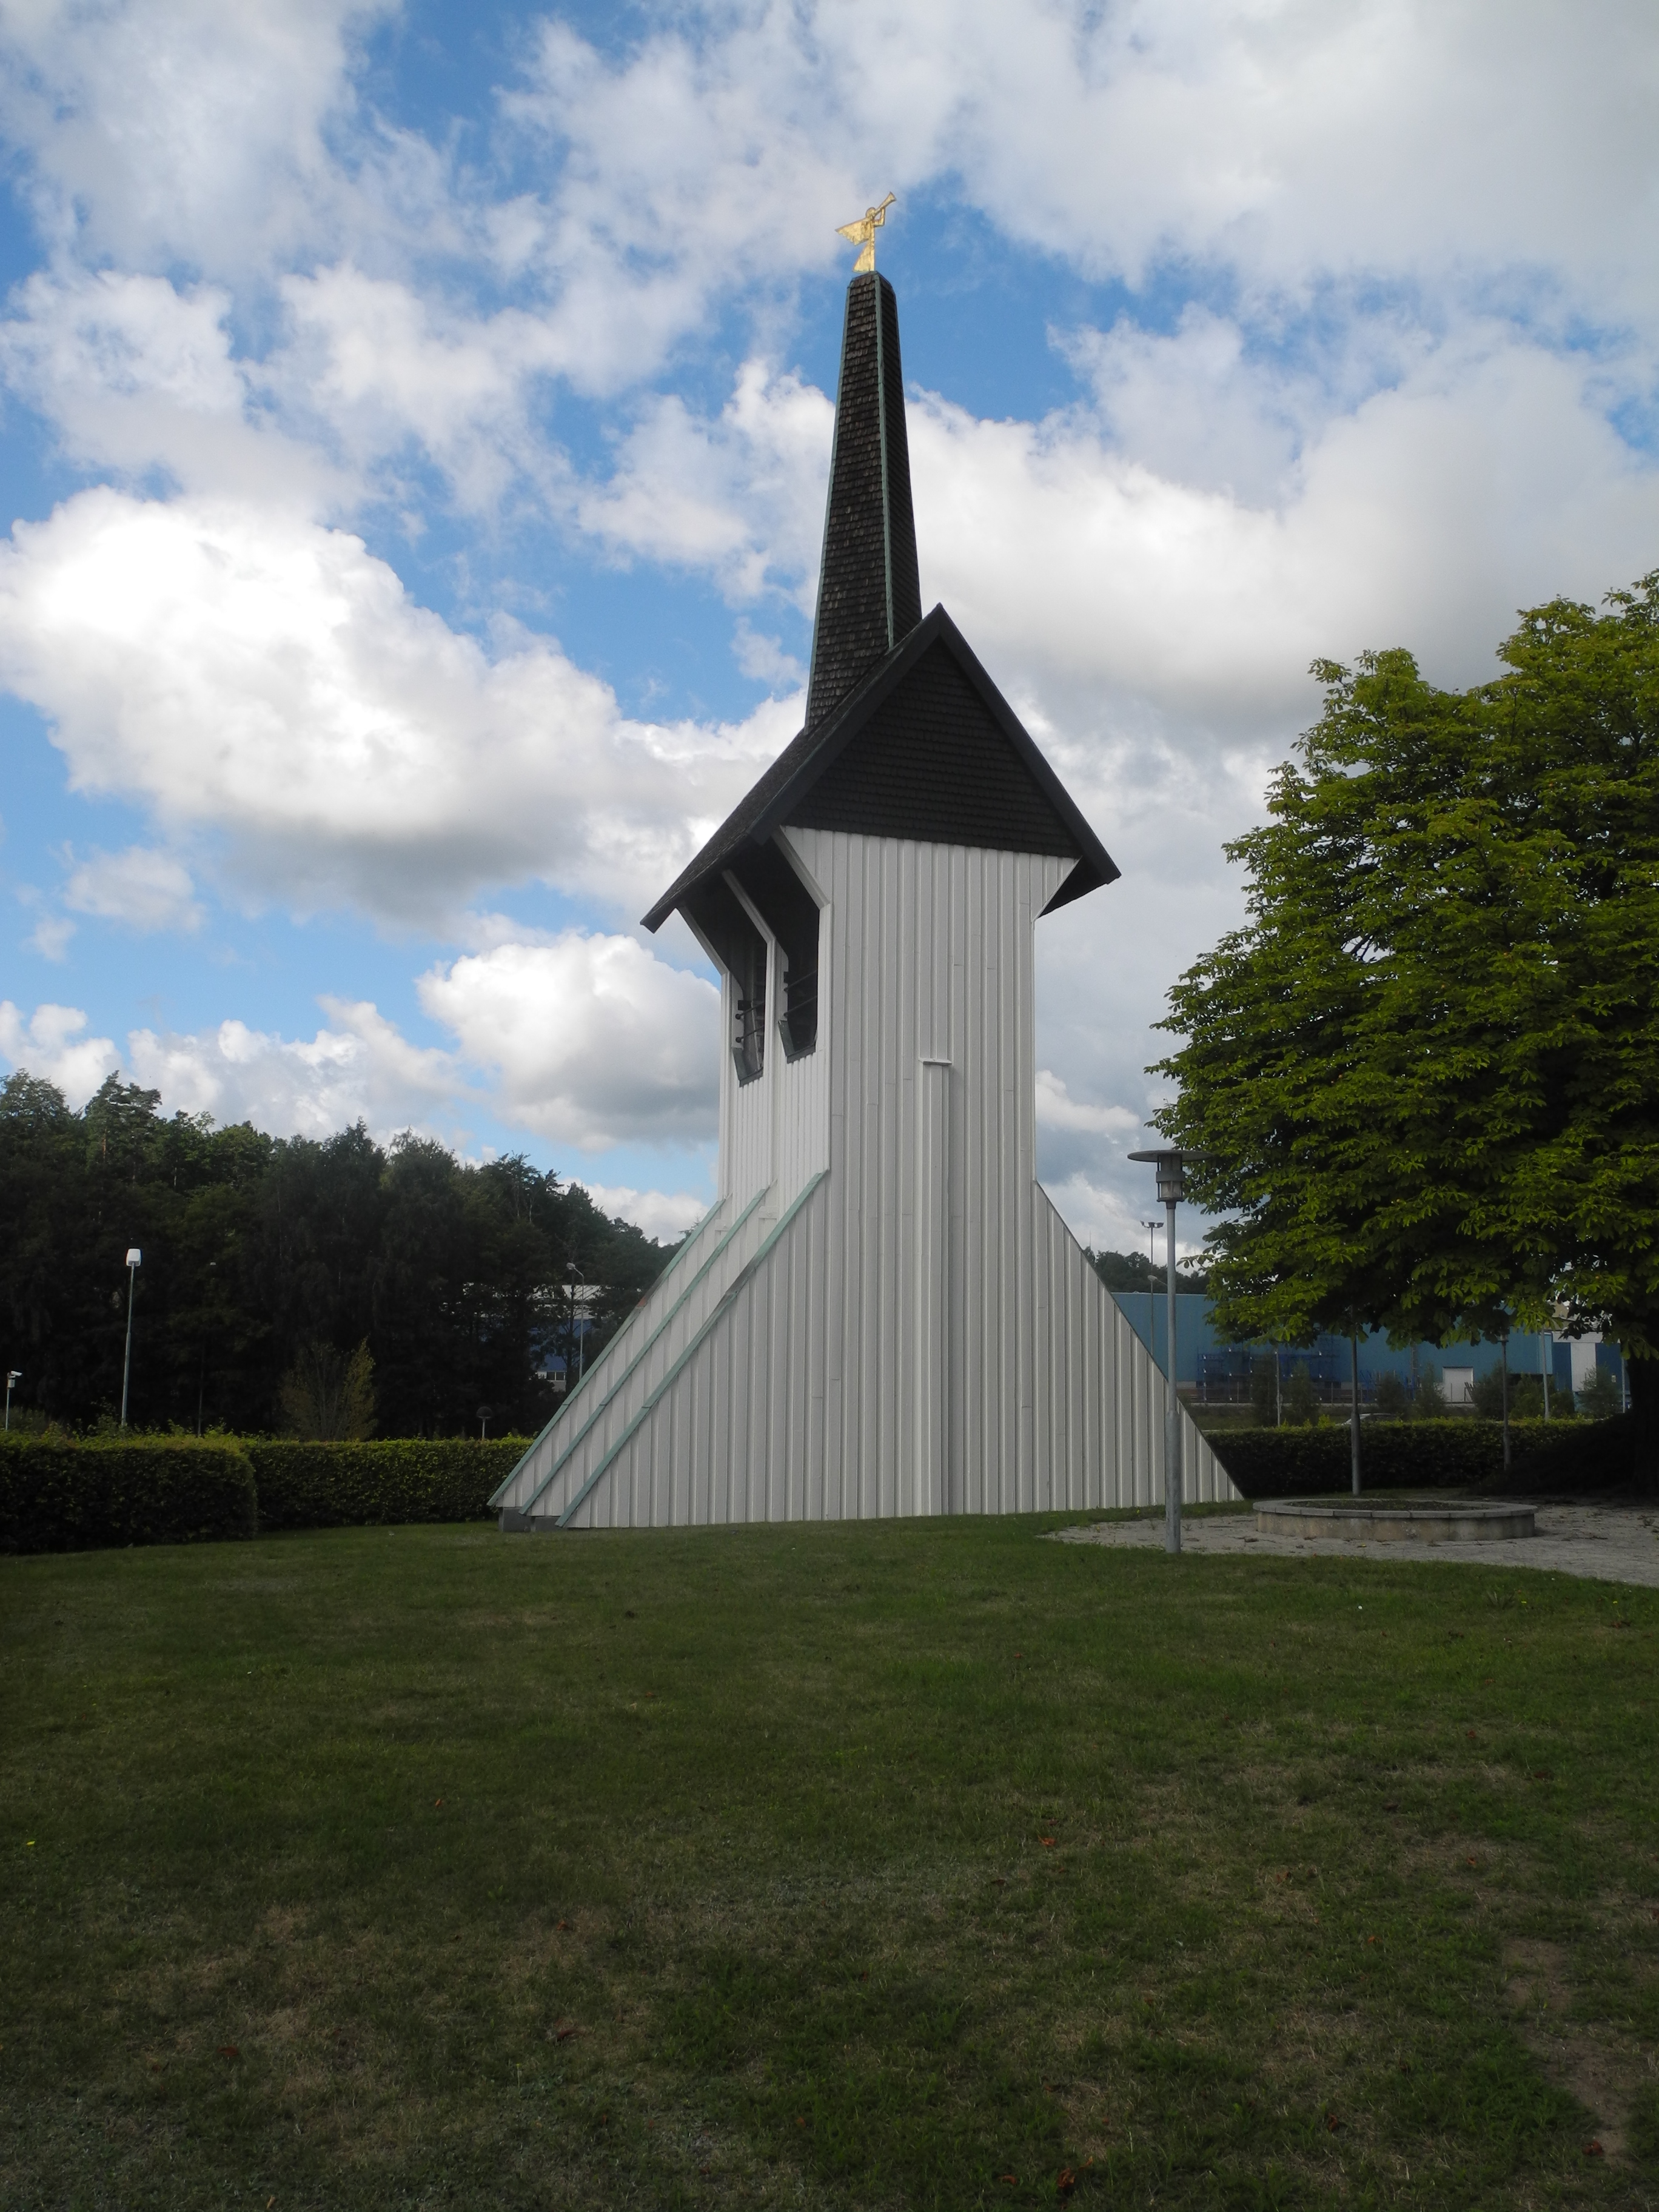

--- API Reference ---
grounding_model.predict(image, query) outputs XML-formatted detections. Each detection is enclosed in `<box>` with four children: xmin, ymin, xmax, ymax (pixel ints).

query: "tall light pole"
<box><xmin>566</xmin><ymin>1259</ymin><xmax>586</xmax><ymax>1386</ymax></box>
<box><xmin>1129</xmin><ymin>1148</ymin><xmax>1190</xmax><ymax>1556</ymax></box>
<box><xmin>1540</xmin><ymin>1327</ymin><xmax>1552</xmax><ymax>1422</ymax></box>
<box><xmin>4</xmin><ymin>1370</ymin><xmax>19</xmax><ymax>1432</ymax></box>
<box><xmin>119</xmin><ymin>1247</ymin><xmax>142</xmax><ymax>1430</ymax></box>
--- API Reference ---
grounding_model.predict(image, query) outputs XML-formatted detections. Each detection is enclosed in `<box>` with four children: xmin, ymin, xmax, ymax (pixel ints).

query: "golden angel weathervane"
<box><xmin>837</xmin><ymin>192</ymin><xmax>896</xmax><ymax>274</ymax></box>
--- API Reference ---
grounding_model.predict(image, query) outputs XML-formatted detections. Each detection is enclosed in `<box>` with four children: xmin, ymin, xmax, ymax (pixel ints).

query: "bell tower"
<box><xmin>494</xmin><ymin>244</ymin><xmax>1236</xmax><ymax>1530</ymax></box>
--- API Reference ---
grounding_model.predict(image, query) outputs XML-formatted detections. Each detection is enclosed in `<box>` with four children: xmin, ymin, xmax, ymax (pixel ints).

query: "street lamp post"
<box><xmin>566</xmin><ymin>1260</ymin><xmax>586</xmax><ymax>1386</ymax></box>
<box><xmin>4</xmin><ymin>1370</ymin><xmax>19</xmax><ymax>1432</ymax></box>
<box><xmin>1540</xmin><ymin>1328</ymin><xmax>1552</xmax><ymax>1422</ymax></box>
<box><xmin>119</xmin><ymin>1247</ymin><xmax>142</xmax><ymax>1432</ymax></box>
<box><xmin>1128</xmin><ymin>1148</ymin><xmax>1190</xmax><ymax>1557</ymax></box>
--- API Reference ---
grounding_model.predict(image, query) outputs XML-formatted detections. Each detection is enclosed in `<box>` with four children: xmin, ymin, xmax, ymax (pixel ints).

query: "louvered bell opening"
<box><xmin>683</xmin><ymin>875</ymin><xmax>769</xmax><ymax>1087</ymax></box>
<box><xmin>734</xmin><ymin>958</ymin><xmax>766</xmax><ymax>1085</ymax></box>
<box><xmin>779</xmin><ymin>959</ymin><xmax>817</xmax><ymax>1061</ymax></box>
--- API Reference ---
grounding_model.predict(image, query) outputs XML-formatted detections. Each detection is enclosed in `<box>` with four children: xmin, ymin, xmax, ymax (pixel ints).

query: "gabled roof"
<box><xmin>643</xmin><ymin>264</ymin><xmax>1119</xmax><ymax>935</ymax></box>
<box><xmin>642</xmin><ymin>605</ymin><xmax>1120</xmax><ymax>930</ymax></box>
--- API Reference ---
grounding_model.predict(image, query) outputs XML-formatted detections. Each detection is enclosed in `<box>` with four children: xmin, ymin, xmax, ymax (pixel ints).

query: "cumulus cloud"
<box><xmin>121</xmin><ymin>997</ymin><xmax>466</xmax><ymax>1141</ymax></box>
<box><xmin>0</xmin><ymin>266</ymin><xmax>347</xmax><ymax>509</ymax></box>
<box><xmin>0</xmin><ymin>489</ymin><xmax>796</xmax><ymax>928</ymax></box>
<box><xmin>493</xmin><ymin>1</ymin><xmax>1659</xmax><ymax>387</ymax></box>
<box><xmin>0</xmin><ymin>0</ymin><xmax>398</xmax><ymax>273</ymax></box>
<box><xmin>548</xmin><ymin>324</ymin><xmax>1659</xmax><ymax>755</ymax></box>
<box><xmin>4</xmin><ymin>1</ymin><xmax>1655</xmax><ymax>524</ymax></box>
<box><xmin>0</xmin><ymin>999</ymin><xmax>118</xmax><ymax>1102</ymax></box>
<box><xmin>918</xmin><ymin>335</ymin><xmax>1659</xmax><ymax>731</ymax></box>
<box><xmin>1</xmin><ymin>918</ymin><xmax>722</xmax><ymax>1158</ymax></box>
<box><xmin>274</xmin><ymin>265</ymin><xmax>568</xmax><ymax>512</ymax></box>
<box><xmin>25</xmin><ymin>913</ymin><xmax>75</xmax><ymax>961</ymax></box>
<box><xmin>13</xmin><ymin>1</ymin><xmax>1656</xmax><ymax>386</ymax></box>
<box><xmin>2</xmin><ymin>0</ymin><xmax>1657</xmax><ymax>1250</ymax></box>
<box><xmin>418</xmin><ymin>933</ymin><xmax>720</xmax><ymax>1151</ymax></box>
<box><xmin>62</xmin><ymin>845</ymin><xmax>202</xmax><ymax>933</ymax></box>
<box><xmin>575</xmin><ymin>361</ymin><xmax>833</xmax><ymax>608</ymax></box>
<box><xmin>1035</xmin><ymin>1067</ymin><xmax>1140</xmax><ymax>1141</ymax></box>
<box><xmin>577</xmin><ymin>1181</ymin><xmax>710</xmax><ymax>1244</ymax></box>
<box><xmin>1039</xmin><ymin>1169</ymin><xmax>1208</xmax><ymax>1267</ymax></box>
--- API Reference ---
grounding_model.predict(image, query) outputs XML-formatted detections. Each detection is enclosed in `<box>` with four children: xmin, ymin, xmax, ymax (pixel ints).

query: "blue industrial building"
<box><xmin>1110</xmin><ymin>1292</ymin><xmax>1621</xmax><ymax>1406</ymax></box>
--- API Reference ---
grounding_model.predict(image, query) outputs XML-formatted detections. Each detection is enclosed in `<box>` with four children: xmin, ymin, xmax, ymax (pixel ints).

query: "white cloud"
<box><xmin>494</xmin><ymin>2</ymin><xmax>1659</xmax><ymax>388</ymax></box>
<box><xmin>1041</xmin><ymin>1168</ymin><xmax>1208</xmax><ymax>1267</ymax></box>
<box><xmin>1035</xmin><ymin>1068</ymin><xmax>1141</xmax><ymax>1143</ymax></box>
<box><xmin>0</xmin><ymin>488</ymin><xmax>796</xmax><ymax>928</ymax></box>
<box><xmin>547</xmin><ymin>322</ymin><xmax>1659</xmax><ymax>748</ymax></box>
<box><xmin>26</xmin><ymin>913</ymin><xmax>75</xmax><ymax>960</ymax></box>
<box><xmin>1</xmin><ymin>925</ymin><xmax>722</xmax><ymax>1156</ymax></box>
<box><xmin>418</xmin><ymin>933</ymin><xmax>720</xmax><ymax>1151</ymax></box>
<box><xmin>63</xmin><ymin>844</ymin><xmax>202</xmax><ymax>933</ymax></box>
<box><xmin>0</xmin><ymin>999</ymin><xmax>117</xmax><ymax>1102</ymax></box>
<box><xmin>731</xmin><ymin>619</ymin><xmax>806</xmax><ymax>690</ymax></box>
<box><xmin>913</xmin><ymin>333</ymin><xmax>1659</xmax><ymax>734</ymax></box>
<box><xmin>577</xmin><ymin>1181</ymin><xmax>709</xmax><ymax>1244</ymax></box>
<box><xmin>122</xmin><ymin>997</ymin><xmax>468</xmax><ymax>1142</ymax></box>
<box><xmin>274</xmin><ymin>264</ymin><xmax>568</xmax><ymax>512</ymax></box>
<box><xmin>0</xmin><ymin>993</ymin><xmax>471</xmax><ymax>1137</ymax></box>
<box><xmin>2</xmin><ymin>0</ymin><xmax>1657</xmax><ymax>1259</ymax></box>
<box><xmin>0</xmin><ymin>266</ymin><xmax>346</xmax><ymax>508</ymax></box>
<box><xmin>2</xmin><ymin>0</ymin><xmax>1655</xmax><ymax>529</ymax></box>
<box><xmin>1061</xmin><ymin>306</ymin><xmax>1327</xmax><ymax>509</ymax></box>
<box><xmin>0</xmin><ymin>0</ymin><xmax>397</xmax><ymax>273</ymax></box>
<box><xmin>576</xmin><ymin>360</ymin><xmax>833</xmax><ymax>608</ymax></box>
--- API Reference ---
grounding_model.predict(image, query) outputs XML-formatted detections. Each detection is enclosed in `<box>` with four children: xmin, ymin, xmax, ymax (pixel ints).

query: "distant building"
<box><xmin>1117</xmin><ymin>1294</ymin><xmax>1603</xmax><ymax>1410</ymax></box>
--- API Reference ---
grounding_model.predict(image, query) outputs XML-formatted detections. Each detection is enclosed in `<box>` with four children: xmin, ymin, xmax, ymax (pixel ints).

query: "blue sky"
<box><xmin>1</xmin><ymin>0</ymin><xmax>1657</xmax><ymax>1248</ymax></box>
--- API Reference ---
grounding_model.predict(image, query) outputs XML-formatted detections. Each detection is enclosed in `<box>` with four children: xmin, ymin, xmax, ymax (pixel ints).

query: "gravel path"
<box><xmin>1053</xmin><ymin>1500</ymin><xmax>1659</xmax><ymax>1589</ymax></box>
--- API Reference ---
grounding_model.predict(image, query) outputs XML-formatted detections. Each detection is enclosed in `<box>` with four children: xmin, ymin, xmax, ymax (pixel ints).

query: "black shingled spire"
<box><xmin>804</xmin><ymin>271</ymin><xmax>922</xmax><ymax>730</ymax></box>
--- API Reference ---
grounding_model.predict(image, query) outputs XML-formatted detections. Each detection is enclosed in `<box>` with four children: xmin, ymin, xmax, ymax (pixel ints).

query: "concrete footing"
<box><xmin>1255</xmin><ymin>1497</ymin><xmax>1535</xmax><ymax>1543</ymax></box>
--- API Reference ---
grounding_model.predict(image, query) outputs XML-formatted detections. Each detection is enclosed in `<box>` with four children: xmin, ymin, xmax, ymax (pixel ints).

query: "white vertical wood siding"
<box><xmin>496</xmin><ymin>825</ymin><xmax>1235</xmax><ymax>1528</ymax></box>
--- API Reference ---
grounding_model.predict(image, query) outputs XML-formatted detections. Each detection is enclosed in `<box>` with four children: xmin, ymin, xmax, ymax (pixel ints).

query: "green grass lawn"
<box><xmin>4</xmin><ymin>1513</ymin><xmax>1657</xmax><ymax>2211</ymax></box>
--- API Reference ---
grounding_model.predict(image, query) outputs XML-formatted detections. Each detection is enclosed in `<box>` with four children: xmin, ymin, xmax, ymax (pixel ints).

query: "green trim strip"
<box><xmin>501</xmin><ymin>1188</ymin><xmax>771</xmax><ymax>1517</ymax></box>
<box><xmin>488</xmin><ymin>1194</ymin><xmax>727</xmax><ymax>1509</ymax></box>
<box><xmin>555</xmin><ymin>1171</ymin><xmax>828</xmax><ymax>1530</ymax></box>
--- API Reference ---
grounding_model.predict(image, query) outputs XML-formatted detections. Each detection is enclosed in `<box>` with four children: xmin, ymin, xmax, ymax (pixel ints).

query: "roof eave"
<box><xmin>642</xmin><ymin>603</ymin><xmax>1120</xmax><ymax>930</ymax></box>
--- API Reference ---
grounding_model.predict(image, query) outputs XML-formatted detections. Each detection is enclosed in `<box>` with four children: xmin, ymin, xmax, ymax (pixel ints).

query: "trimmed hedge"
<box><xmin>247</xmin><ymin>1438</ymin><xmax>531</xmax><ymax>1531</ymax></box>
<box><xmin>0</xmin><ymin>1433</ymin><xmax>257</xmax><ymax>1554</ymax></box>
<box><xmin>0</xmin><ymin>1433</ymin><xmax>532</xmax><ymax>1553</ymax></box>
<box><xmin>1208</xmin><ymin>1416</ymin><xmax>1651</xmax><ymax>1499</ymax></box>
<box><xmin>1499</xmin><ymin>1412</ymin><xmax>1656</xmax><ymax>1495</ymax></box>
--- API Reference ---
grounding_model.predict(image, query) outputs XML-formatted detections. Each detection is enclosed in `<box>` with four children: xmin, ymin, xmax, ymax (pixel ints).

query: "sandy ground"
<box><xmin>1053</xmin><ymin>1499</ymin><xmax>1659</xmax><ymax>1589</ymax></box>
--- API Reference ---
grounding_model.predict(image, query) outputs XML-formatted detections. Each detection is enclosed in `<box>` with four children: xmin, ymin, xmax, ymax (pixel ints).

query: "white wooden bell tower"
<box><xmin>495</xmin><ymin>270</ymin><xmax>1235</xmax><ymax>1530</ymax></box>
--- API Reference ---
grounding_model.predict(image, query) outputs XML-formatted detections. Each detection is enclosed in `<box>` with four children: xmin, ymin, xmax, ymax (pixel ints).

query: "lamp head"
<box><xmin>1128</xmin><ymin>1148</ymin><xmax>1188</xmax><ymax>1205</ymax></box>
<box><xmin>126</xmin><ymin>1247</ymin><xmax>142</xmax><ymax>1269</ymax></box>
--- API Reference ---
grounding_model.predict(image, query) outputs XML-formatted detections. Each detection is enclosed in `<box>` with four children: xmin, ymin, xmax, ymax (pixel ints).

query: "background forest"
<box><xmin>0</xmin><ymin>1071</ymin><xmax>674</xmax><ymax>1437</ymax></box>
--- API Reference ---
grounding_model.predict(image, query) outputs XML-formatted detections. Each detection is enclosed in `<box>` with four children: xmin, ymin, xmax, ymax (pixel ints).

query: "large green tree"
<box><xmin>1154</xmin><ymin>573</ymin><xmax>1659</xmax><ymax>1402</ymax></box>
